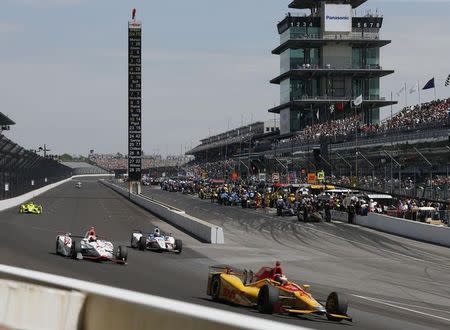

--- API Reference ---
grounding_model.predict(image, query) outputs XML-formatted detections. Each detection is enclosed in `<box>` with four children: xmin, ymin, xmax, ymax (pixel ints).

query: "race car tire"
<box><xmin>326</xmin><ymin>292</ymin><xmax>348</xmax><ymax>322</ymax></box>
<box><xmin>117</xmin><ymin>246</ymin><xmax>128</xmax><ymax>262</ymax></box>
<box><xmin>138</xmin><ymin>236</ymin><xmax>147</xmax><ymax>251</ymax></box>
<box><xmin>211</xmin><ymin>275</ymin><xmax>221</xmax><ymax>302</ymax></box>
<box><xmin>257</xmin><ymin>285</ymin><xmax>279</xmax><ymax>314</ymax></box>
<box><xmin>175</xmin><ymin>239</ymin><xmax>182</xmax><ymax>254</ymax></box>
<box><xmin>71</xmin><ymin>241</ymin><xmax>82</xmax><ymax>259</ymax></box>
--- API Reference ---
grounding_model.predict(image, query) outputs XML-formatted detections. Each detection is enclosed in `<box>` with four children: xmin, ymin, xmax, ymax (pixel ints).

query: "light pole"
<box><xmin>319</xmin><ymin>154</ymin><xmax>334</xmax><ymax>177</ymax></box>
<box><xmin>37</xmin><ymin>144</ymin><xmax>50</xmax><ymax>158</ymax></box>
<box><xmin>356</xmin><ymin>151</ymin><xmax>375</xmax><ymax>190</ymax></box>
<box><xmin>335</xmin><ymin>151</ymin><xmax>352</xmax><ymax>178</ymax></box>
<box><xmin>414</xmin><ymin>147</ymin><xmax>433</xmax><ymax>198</ymax></box>
<box><xmin>383</xmin><ymin>150</ymin><xmax>401</xmax><ymax>194</ymax></box>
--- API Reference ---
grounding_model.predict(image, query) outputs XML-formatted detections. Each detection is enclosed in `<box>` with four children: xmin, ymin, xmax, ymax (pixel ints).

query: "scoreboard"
<box><xmin>128</xmin><ymin>20</ymin><xmax>142</xmax><ymax>181</ymax></box>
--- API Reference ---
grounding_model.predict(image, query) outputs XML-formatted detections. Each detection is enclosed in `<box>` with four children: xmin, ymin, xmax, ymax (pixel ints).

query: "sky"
<box><xmin>0</xmin><ymin>0</ymin><xmax>449</xmax><ymax>156</ymax></box>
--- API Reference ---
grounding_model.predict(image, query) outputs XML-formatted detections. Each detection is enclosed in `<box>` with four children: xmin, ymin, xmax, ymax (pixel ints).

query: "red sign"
<box><xmin>230</xmin><ymin>171</ymin><xmax>238</xmax><ymax>182</ymax></box>
<box><xmin>307</xmin><ymin>173</ymin><xmax>317</xmax><ymax>184</ymax></box>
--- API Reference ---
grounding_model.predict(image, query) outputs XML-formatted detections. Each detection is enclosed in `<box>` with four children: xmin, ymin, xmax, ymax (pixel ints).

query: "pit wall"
<box><xmin>100</xmin><ymin>180</ymin><xmax>224</xmax><ymax>244</ymax></box>
<box><xmin>331</xmin><ymin>210</ymin><xmax>450</xmax><ymax>247</ymax></box>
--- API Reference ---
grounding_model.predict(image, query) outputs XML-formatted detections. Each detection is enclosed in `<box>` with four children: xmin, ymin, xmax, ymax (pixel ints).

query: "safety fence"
<box><xmin>0</xmin><ymin>135</ymin><xmax>72</xmax><ymax>200</ymax></box>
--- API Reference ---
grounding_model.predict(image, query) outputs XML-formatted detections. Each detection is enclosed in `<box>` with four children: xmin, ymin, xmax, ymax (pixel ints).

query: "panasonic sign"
<box><xmin>324</xmin><ymin>4</ymin><xmax>352</xmax><ymax>32</ymax></box>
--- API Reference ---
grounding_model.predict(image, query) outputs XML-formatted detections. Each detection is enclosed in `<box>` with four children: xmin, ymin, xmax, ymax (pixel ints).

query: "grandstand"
<box><xmin>0</xmin><ymin>112</ymin><xmax>15</xmax><ymax>134</ymax></box>
<box><xmin>186</xmin><ymin>121</ymin><xmax>279</xmax><ymax>162</ymax></box>
<box><xmin>0</xmin><ymin>114</ymin><xmax>72</xmax><ymax>200</ymax></box>
<box><xmin>89</xmin><ymin>154</ymin><xmax>192</xmax><ymax>177</ymax></box>
<box><xmin>61</xmin><ymin>161</ymin><xmax>110</xmax><ymax>175</ymax></box>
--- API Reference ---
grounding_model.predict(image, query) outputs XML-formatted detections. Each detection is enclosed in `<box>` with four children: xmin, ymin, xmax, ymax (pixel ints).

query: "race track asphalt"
<box><xmin>1</xmin><ymin>178</ymin><xmax>449</xmax><ymax>329</ymax></box>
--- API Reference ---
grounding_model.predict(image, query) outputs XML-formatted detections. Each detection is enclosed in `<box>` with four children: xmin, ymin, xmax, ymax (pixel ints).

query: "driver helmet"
<box><xmin>87</xmin><ymin>227</ymin><xmax>97</xmax><ymax>242</ymax></box>
<box><xmin>154</xmin><ymin>227</ymin><xmax>161</xmax><ymax>237</ymax></box>
<box><xmin>274</xmin><ymin>273</ymin><xmax>288</xmax><ymax>285</ymax></box>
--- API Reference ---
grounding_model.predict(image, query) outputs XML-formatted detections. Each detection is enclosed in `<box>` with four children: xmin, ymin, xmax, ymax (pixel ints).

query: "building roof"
<box><xmin>0</xmin><ymin>112</ymin><xmax>15</xmax><ymax>126</ymax></box>
<box><xmin>289</xmin><ymin>0</ymin><xmax>367</xmax><ymax>9</ymax></box>
<box><xmin>272</xmin><ymin>38</ymin><xmax>391</xmax><ymax>55</ymax></box>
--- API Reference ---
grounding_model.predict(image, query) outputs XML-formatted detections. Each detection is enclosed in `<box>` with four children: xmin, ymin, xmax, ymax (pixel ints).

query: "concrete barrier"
<box><xmin>355</xmin><ymin>212</ymin><xmax>450</xmax><ymax>247</ymax></box>
<box><xmin>330</xmin><ymin>210</ymin><xmax>348</xmax><ymax>222</ymax></box>
<box><xmin>0</xmin><ymin>174</ymin><xmax>114</xmax><ymax>212</ymax></box>
<box><xmin>0</xmin><ymin>279</ymin><xmax>85</xmax><ymax>330</ymax></box>
<box><xmin>330</xmin><ymin>209</ymin><xmax>450</xmax><ymax>247</ymax></box>
<box><xmin>101</xmin><ymin>180</ymin><xmax>224</xmax><ymax>244</ymax></box>
<box><xmin>0</xmin><ymin>264</ymin><xmax>310</xmax><ymax>330</ymax></box>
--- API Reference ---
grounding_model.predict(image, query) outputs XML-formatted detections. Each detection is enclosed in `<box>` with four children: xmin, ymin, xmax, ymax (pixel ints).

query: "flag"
<box><xmin>409</xmin><ymin>83</ymin><xmax>418</xmax><ymax>94</ymax></box>
<box><xmin>316</xmin><ymin>109</ymin><xmax>319</xmax><ymax>119</ymax></box>
<box><xmin>396</xmin><ymin>85</ymin><xmax>406</xmax><ymax>97</ymax></box>
<box><xmin>353</xmin><ymin>94</ymin><xmax>363</xmax><ymax>107</ymax></box>
<box><xmin>422</xmin><ymin>78</ymin><xmax>435</xmax><ymax>90</ymax></box>
<box><xmin>445</xmin><ymin>74</ymin><xmax>450</xmax><ymax>87</ymax></box>
<box><xmin>336</xmin><ymin>102</ymin><xmax>345</xmax><ymax>111</ymax></box>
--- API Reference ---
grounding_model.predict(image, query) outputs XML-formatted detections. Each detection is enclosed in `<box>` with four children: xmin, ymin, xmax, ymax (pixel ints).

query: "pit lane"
<box><xmin>0</xmin><ymin>178</ymin><xmax>449</xmax><ymax>329</ymax></box>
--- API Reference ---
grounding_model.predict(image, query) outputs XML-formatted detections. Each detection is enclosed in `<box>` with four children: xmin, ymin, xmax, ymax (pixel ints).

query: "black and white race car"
<box><xmin>130</xmin><ymin>227</ymin><xmax>182</xmax><ymax>254</ymax></box>
<box><xmin>56</xmin><ymin>227</ymin><xmax>128</xmax><ymax>264</ymax></box>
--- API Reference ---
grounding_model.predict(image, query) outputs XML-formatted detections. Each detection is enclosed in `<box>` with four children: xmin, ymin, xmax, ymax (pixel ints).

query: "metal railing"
<box><xmin>291</xmin><ymin>64</ymin><xmax>383</xmax><ymax>70</ymax></box>
<box><xmin>292</xmin><ymin>95</ymin><xmax>386</xmax><ymax>101</ymax></box>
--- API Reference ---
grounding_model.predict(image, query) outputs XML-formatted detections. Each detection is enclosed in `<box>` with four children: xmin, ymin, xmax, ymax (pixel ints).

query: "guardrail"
<box><xmin>0</xmin><ymin>264</ymin><xmax>308</xmax><ymax>330</ymax></box>
<box><xmin>0</xmin><ymin>174</ymin><xmax>114</xmax><ymax>212</ymax></box>
<box><xmin>101</xmin><ymin>180</ymin><xmax>225</xmax><ymax>244</ymax></box>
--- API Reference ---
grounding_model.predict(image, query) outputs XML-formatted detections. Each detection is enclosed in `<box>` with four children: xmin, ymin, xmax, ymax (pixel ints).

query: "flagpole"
<box><xmin>404</xmin><ymin>82</ymin><xmax>407</xmax><ymax>107</ymax></box>
<box><xmin>434</xmin><ymin>85</ymin><xmax>437</xmax><ymax>101</ymax></box>
<box><xmin>418</xmin><ymin>80</ymin><xmax>421</xmax><ymax>108</ymax></box>
<box><xmin>390</xmin><ymin>91</ymin><xmax>393</xmax><ymax>120</ymax></box>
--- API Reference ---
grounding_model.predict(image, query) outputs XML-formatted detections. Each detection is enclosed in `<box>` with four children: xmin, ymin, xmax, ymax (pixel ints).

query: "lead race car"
<box><xmin>207</xmin><ymin>262</ymin><xmax>351</xmax><ymax>322</ymax></box>
<box><xmin>19</xmin><ymin>202</ymin><xmax>43</xmax><ymax>214</ymax></box>
<box><xmin>56</xmin><ymin>227</ymin><xmax>128</xmax><ymax>264</ymax></box>
<box><xmin>130</xmin><ymin>227</ymin><xmax>182</xmax><ymax>254</ymax></box>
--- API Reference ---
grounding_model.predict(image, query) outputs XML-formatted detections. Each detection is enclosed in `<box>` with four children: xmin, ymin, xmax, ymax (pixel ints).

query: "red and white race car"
<box><xmin>55</xmin><ymin>227</ymin><xmax>128</xmax><ymax>264</ymax></box>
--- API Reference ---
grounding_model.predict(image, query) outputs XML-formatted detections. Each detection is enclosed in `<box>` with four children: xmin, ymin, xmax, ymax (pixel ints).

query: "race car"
<box><xmin>55</xmin><ymin>227</ymin><xmax>128</xmax><ymax>264</ymax></box>
<box><xmin>19</xmin><ymin>202</ymin><xmax>43</xmax><ymax>214</ymax></box>
<box><xmin>130</xmin><ymin>227</ymin><xmax>182</xmax><ymax>254</ymax></box>
<box><xmin>207</xmin><ymin>262</ymin><xmax>351</xmax><ymax>322</ymax></box>
<box><xmin>75</xmin><ymin>181</ymin><xmax>82</xmax><ymax>188</ymax></box>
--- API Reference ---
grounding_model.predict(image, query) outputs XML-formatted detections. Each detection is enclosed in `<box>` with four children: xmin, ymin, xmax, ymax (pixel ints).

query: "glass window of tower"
<box><xmin>280</xmin><ymin>50</ymin><xmax>290</xmax><ymax>74</ymax></box>
<box><xmin>280</xmin><ymin>79</ymin><xmax>290</xmax><ymax>103</ymax></box>
<box><xmin>290</xmin><ymin>78</ymin><xmax>320</xmax><ymax>99</ymax></box>
<box><xmin>352</xmin><ymin>48</ymin><xmax>380</xmax><ymax>69</ymax></box>
<box><xmin>290</xmin><ymin>49</ymin><xmax>305</xmax><ymax>69</ymax></box>
<box><xmin>352</xmin><ymin>79</ymin><xmax>364</xmax><ymax>97</ymax></box>
<box><xmin>369</xmin><ymin>78</ymin><xmax>380</xmax><ymax>99</ymax></box>
<box><xmin>287</xmin><ymin>48</ymin><xmax>320</xmax><ymax>70</ymax></box>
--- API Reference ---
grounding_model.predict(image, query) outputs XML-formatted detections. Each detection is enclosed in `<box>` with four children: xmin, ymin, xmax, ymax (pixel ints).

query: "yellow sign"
<box><xmin>317</xmin><ymin>171</ymin><xmax>325</xmax><ymax>181</ymax></box>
